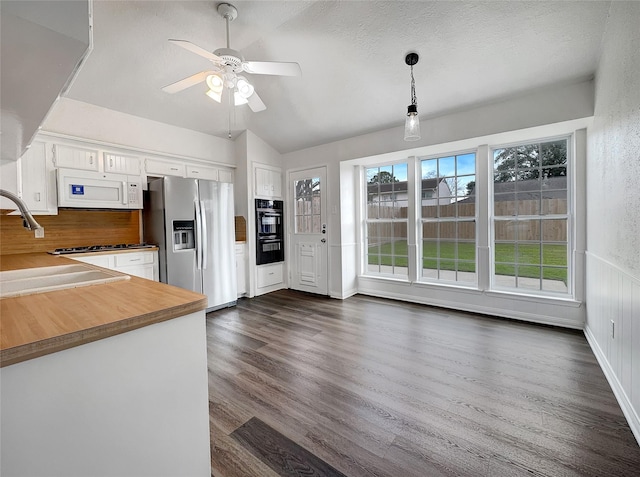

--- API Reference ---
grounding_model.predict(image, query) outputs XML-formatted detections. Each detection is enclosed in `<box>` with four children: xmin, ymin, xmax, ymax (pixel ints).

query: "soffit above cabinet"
<box><xmin>0</xmin><ymin>0</ymin><xmax>92</xmax><ymax>161</ymax></box>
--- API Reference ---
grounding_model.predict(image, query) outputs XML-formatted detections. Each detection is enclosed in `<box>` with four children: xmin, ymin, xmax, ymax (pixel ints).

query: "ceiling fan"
<box><xmin>162</xmin><ymin>2</ymin><xmax>301</xmax><ymax>112</ymax></box>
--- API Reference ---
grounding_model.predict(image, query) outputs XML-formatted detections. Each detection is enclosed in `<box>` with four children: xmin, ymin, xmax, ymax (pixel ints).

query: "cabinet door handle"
<box><xmin>110</xmin><ymin>158</ymin><xmax>114</xmax><ymax>167</ymax></box>
<box><xmin>35</xmin><ymin>192</ymin><xmax>41</xmax><ymax>202</ymax></box>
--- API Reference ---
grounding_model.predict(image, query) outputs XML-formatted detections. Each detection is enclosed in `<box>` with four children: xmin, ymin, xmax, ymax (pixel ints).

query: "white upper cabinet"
<box><xmin>52</xmin><ymin>143</ymin><xmax>100</xmax><ymax>171</ymax></box>
<box><xmin>145</xmin><ymin>158</ymin><xmax>185</xmax><ymax>177</ymax></box>
<box><xmin>31</xmin><ymin>135</ymin><xmax>235</xmax><ymax>191</ymax></box>
<box><xmin>218</xmin><ymin>169</ymin><xmax>234</xmax><ymax>183</ymax></box>
<box><xmin>104</xmin><ymin>153</ymin><xmax>141</xmax><ymax>175</ymax></box>
<box><xmin>185</xmin><ymin>165</ymin><xmax>218</xmax><ymax>181</ymax></box>
<box><xmin>255</xmin><ymin>166</ymin><xmax>282</xmax><ymax>198</ymax></box>
<box><xmin>18</xmin><ymin>140</ymin><xmax>57</xmax><ymax>215</ymax></box>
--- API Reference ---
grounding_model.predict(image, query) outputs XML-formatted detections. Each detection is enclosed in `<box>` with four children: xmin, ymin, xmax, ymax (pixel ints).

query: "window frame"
<box><xmin>418</xmin><ymin>149</ymin><xmax>479</xmax><ymax>286</ymax></box>
<box><xmin>362</xmin><ymin>160</ymin><xmax>411</xmax><ymax>280</ymax></box>
<box><xmin>489</xmin><ymin>134</ymin><xmax>573</xmax><ymax>298</ymax></box>
<box><xmin>353</xmin><ymin>122</ymin><xmax>584</xmax><ymax>305</ymax></box>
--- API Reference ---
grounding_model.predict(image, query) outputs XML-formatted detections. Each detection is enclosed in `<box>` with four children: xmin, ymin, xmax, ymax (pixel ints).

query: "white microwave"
<box><xmin>57</xmin><ymin>168</ymin><xmax>143</xmax><ymax>210</ymax></box>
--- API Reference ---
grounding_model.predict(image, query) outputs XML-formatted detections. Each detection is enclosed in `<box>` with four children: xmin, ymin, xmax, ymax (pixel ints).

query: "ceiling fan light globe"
<box><xmin>236</xmin><ymin>77</ymin><xmax>254</xmax><ymax>98</ymax></box>
<box><xmin>205</xmin><ymin>74</ymin><xmax>224</xmax><ymax>92</ymax></box>
<box><xmin>234</xmin><ymin>91</ymin><xmax>248</xmax><ymax>105</ymax></box>
<box><xmin>205</xmin><ymin>89</ymin><xmax>222</xmax><ymax>103</ymax></box>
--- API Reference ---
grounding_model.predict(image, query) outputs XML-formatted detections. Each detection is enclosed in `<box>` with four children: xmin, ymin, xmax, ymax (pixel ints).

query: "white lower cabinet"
<box><xmin>71</xmin><ymin>250</ymin><xmax>158</xmax><ymax>281</ymax></box>
<box><xmin>256</xmin><ymin>262</ymin><xmax>283</xmax><ymax>289</ymax></box>
<box><xmin>235</xmin><ymin>243</ymin><xmax>246</xmax><ymax>297</ymax></box>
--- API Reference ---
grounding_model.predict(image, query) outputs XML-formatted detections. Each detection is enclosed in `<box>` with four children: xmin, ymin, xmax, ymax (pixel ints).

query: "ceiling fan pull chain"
<box><xmin>227</xmin><ymin>88</ymin><xmax>232</xmax><ymax>138</ymax></box>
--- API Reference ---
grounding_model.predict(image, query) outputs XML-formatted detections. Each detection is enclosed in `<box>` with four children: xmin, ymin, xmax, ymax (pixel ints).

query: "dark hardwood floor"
<box><xmin>206</xmin><ymin>290</ymin><xmax>640</xmax><ymax>477</ymax></box>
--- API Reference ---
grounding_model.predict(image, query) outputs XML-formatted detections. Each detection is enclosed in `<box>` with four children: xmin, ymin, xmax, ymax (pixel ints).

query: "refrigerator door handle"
<box><xmin>200</xmin><ymin>200</ymin><xmax>208</xmax><ymax>269</ymax></box>
<box><xmin>195</xmin><ymin>200</ymin><xmax>203</xmax><ymax>270</ymax></box>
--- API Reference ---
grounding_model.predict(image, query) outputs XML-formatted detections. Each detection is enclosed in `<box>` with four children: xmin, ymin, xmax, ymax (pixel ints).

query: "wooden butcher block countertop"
<box><xmin>0</xmin><ymin>253</ymin><xmax>207</xmax><ymax>367</ymax></box>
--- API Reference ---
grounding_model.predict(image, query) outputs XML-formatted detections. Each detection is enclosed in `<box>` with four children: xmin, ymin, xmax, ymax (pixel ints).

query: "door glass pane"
<box><xmin>294</xmin><ymin>176</ymin><xmax>321</xmax><ymax>234</ymax></box>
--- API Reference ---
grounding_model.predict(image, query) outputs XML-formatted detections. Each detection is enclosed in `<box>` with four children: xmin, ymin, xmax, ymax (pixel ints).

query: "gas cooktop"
<box><xmin>49</xmin><ymin>243</ymin><xmax>156</xmax><ymax>255</ymax></box>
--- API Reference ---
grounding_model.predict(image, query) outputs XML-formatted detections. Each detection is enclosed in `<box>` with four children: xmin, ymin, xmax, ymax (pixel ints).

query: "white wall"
<box><xmin>283</xmin><ymin>79</ymin><xmax>595</xmax><ymax>300</ymax></box>
<box><xmin>584</xmin><ymin>1</ymin><xmax>640</xmax><ymax>444</ymax></box>
<box><xmin>235</xmin><ymin>129</ymin><xmax>285</xmax><ymax>297</ymax></box>
<box><xmin>234</xmin><ymin>131</ymin><xmax>249</xmax><ymax>217</ymax></box>
<box><xmin>43</xmin><ymin>98</ymin><xmax>235</xmax><ymax>165</ymax></box>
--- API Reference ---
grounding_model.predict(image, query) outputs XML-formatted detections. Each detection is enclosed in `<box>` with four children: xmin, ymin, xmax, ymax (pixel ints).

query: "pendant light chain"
<box><xmin>410</xmin><ymin>64</ymin><xmax>417</xmax><ymax>106</ymax></box>
<box><xmin>404</xmin><ymin>52</ymin><xmax>420</xmax><ymax>141</ymax></box>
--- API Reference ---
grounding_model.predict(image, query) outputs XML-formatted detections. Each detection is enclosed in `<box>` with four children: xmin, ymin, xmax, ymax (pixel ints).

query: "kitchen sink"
<box><xmin>0</xmin><ymin>264</ymin><xmax>130</xmax><ymax>298</ymax></box>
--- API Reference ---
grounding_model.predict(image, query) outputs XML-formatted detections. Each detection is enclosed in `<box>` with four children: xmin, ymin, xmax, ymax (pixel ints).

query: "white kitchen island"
<box><xmin>0</xmin><ymin>253</ymin><xmax>211</xmax><ymax>477</ymax></box>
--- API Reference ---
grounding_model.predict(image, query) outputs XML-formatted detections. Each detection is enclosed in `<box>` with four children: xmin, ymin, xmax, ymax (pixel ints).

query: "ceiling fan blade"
<box><xmin>162</xmin><ymin>70</ymin><xmax>213</xmax><ymax>94</ymax></box>
<box><xmin>242</xmin><ymin>61</ymin><xmax>301</xmax><ymax>77</ymax></box>
<box><xmin>168</xmin><ymin>39</ymin><xmax>222</xmax><ymax>62</ymax></box>
<box><xmin>246</xmin><ymin>90</ymin><xmax>266</xmax><ymax>112</ymax></box>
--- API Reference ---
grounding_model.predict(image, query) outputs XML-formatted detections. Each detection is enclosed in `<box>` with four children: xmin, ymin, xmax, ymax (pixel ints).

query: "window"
<box><xmin>492</xmin><ymin>138</ymin><xmax>569</xmax><ymax>293</ymax></box>
<box><xmin>365</xmin><ymin>164</ymin><xmax>408</xmax><ymax>277</ymax></box>
<box><xmin>420</xmin><ymin>153</ymin><xmax>477</xmax><ymax>283</ymax></box>
<box><xmin>357</xmin><ymin>130</ymin><xmax>577</xmax><ymax>301</ymax></box>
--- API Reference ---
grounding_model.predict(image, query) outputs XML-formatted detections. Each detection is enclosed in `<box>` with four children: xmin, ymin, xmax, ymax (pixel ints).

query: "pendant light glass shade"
<box><xmin>403</xmin><ymin>52</ymin><xmax>421</xmax><ymax>141</ymax></box>
<box><xmin>404</xmin><ymin>104</ymin><xmax>420</xmax><ymax>141</ymax></box>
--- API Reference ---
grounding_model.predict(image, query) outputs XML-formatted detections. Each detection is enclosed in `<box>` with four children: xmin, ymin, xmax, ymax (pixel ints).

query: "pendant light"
<box><xmin>404</xmin><ymin>52</ymin><xmax>420</xmax><ymax>141</ymax></box>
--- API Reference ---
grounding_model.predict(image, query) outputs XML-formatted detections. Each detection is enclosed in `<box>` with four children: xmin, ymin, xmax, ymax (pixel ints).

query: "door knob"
<box><xmin>321</xmin><ymin>238</ymin><xmax>326</xmax><ymax>243</ymax></box>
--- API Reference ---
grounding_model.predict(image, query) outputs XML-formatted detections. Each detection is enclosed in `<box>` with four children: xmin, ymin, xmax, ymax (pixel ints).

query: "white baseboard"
<box><xmin>329</xmin><ymin>287</ymin><xmax>358</xmax><ymax>300</ymax></box>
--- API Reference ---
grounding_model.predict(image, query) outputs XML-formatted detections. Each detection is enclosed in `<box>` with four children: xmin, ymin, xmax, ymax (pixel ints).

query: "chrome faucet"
<box><xmin>0</xmin><ymin>189</ymin><xmax>43</xmax><ymax>231</ymax></box>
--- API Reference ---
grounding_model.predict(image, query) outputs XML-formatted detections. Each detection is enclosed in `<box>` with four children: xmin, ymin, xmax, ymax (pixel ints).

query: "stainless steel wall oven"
<box><xmin>255</xmin><ymin>199</ymin><xmax>284</xmax><ymax>265</ymax></box>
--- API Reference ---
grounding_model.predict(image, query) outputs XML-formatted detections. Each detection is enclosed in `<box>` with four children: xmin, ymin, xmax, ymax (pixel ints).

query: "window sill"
<box><xmin>359</xmin><ymin>275</ymin><xmax>582</xmax><ymax>307</ymax></box>
<box><xmin>484</xmin><ymin>289</ymin><xmax>582</xmax><ymax>307</ymax></box>
<box><xmin>359</xmin><ymin>273</ymin><xmax>410</xmax><ymax>284</ymax></box>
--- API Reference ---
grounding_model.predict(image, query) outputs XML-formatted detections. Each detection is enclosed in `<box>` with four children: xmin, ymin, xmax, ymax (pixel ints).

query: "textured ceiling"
<box><xmin>65</xmin><ymin>1</ymin><xmax>611</xmax><ymax>153</ymax></box>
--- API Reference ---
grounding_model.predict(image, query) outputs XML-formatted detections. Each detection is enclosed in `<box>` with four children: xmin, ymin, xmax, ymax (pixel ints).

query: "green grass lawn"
<box><xmin>368</xmin><ymin>241</ymin><xmax>567</xmax><ymax>282</ymax></box>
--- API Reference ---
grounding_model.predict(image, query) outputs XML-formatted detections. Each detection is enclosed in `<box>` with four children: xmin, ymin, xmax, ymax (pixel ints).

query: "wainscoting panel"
<box><xmin>585</xmin><ymin>251</ymin><xmax>640</xmax><ymax>444</ymax></box>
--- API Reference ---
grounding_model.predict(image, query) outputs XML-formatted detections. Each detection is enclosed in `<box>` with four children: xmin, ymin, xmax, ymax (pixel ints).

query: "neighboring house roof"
<box><xmin>460</xmin><ymin>176</ymin><xmax>567</xmax><ymax>203</ymax></box>
<box><xmin>370</xmin><ymin>178</ymin><xmax>446</xmax><ymax>194</ymax></box>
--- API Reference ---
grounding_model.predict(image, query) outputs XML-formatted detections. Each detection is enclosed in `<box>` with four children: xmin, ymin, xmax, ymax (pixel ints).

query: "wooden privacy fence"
<box><xmin>367</xmin><ymin>199</ymin><xmax>567</xmax><ymax>242</ymax></box>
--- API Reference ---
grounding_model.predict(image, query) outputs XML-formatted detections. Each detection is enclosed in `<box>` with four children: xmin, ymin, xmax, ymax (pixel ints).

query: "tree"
<box><xmin>465</xmin><ymin>180</ymin><xmax>475</xmax><ymax>196</ymax></box>
<box><xmin>494</xmin><ymin>140</ymin><xmax>567</xmax><ymax>182</ymax></box>
<box><xmin>368</xmin><ymin>171</ymin><xmax>398</xmax><ymax>184</ymax></box>
<box><xmin>295</xmin><ymin>177</ymin><xmax>320</xmax><ymax>197</ymax></box>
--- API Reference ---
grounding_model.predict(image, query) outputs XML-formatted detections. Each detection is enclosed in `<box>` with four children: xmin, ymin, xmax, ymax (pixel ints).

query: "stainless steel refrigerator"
<box><xmin>144</xmin><ymin>176</ymin><xmax>237</xmax><ymax>311</ymax></box>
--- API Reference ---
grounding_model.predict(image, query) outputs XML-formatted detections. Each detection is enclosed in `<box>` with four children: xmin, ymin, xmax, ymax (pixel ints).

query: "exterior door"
<box><xmin>289</xmin><ymin>167</ymin><xmax>328</xmax><ymax>295</ymax></box>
